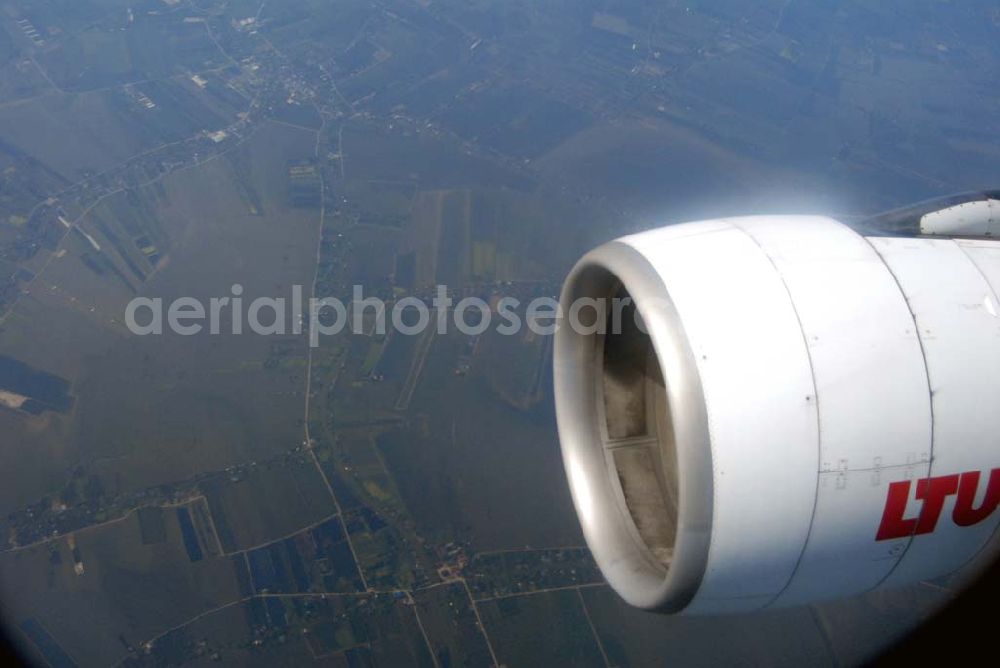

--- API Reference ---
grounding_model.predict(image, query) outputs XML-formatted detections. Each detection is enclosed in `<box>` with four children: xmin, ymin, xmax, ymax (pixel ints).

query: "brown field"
<box><xmin>0</xmin><ymin>507</ymin><xmax>241</xmax><ymax>666</ymax></box>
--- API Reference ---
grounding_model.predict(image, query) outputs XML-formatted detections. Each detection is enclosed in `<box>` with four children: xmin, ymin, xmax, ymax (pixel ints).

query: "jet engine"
<box><xmin>554</xmin><ymin>197</ymin><xmax>1000</xmax><ymax>614</ymax></box>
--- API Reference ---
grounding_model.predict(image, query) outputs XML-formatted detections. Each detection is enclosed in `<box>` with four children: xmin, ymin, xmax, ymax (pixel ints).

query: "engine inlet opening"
<box><xmin>600</xmin><ymin>285</ymin><xmax>679</xmax><ymax>569</ymax></box>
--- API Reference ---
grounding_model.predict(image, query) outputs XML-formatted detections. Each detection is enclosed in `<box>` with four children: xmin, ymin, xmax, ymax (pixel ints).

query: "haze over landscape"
<box><xmin>0</xmin><ymin>0</ymin><xmax>998</xmax><ymax>666</ymax></box>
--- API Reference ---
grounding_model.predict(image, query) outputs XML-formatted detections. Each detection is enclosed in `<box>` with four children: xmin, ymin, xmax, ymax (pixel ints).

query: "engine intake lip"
<box><xmin>555</xmin><ymin>240</ymin><xmax>713</xmax><ymax>612</ymax></box>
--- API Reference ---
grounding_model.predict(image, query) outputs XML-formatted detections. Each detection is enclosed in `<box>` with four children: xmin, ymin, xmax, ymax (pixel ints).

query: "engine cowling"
<box><xmin>554</xmin><ymin>215</ymin><xmax>1000</xmax><ymax>614</ymax></box>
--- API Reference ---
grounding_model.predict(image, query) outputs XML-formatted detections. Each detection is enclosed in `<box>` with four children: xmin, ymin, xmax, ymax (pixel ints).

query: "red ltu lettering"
<box><xmin>877</xmin><ymin>468</ymin><xmax>1000</xmax><ymax>541</ymax></box>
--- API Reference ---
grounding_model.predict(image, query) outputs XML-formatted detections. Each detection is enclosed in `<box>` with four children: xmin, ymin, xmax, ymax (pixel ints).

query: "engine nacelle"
<box><xmin>554</xmin><ymin>215</ymin><xmax>1000</xmax><ymax>614</ymax></box>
